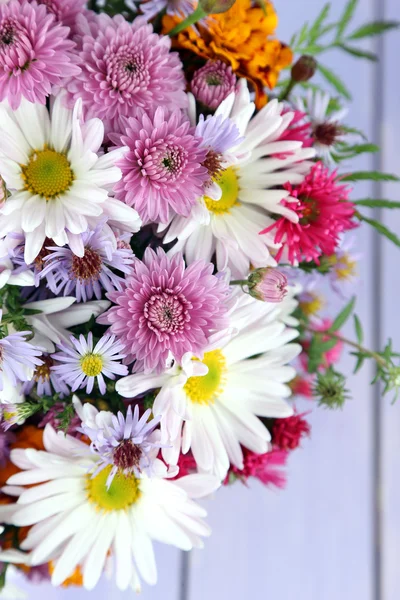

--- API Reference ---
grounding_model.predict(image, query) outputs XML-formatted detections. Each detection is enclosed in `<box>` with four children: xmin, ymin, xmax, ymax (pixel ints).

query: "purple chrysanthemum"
<box><xmin>40</xmin><ymin>227</ymin><xmax>135</xmax><ymax>302</ymax></box>
<box><xmin>81</xmin><ymin>404</ymin><xmax>162</xmax><ymax>489</ymax></box>
<box><xmin>36</xmin><ymin>0</ymin><xmax>86</xmax><ymax>30</ymax></box>
<box><xmin>191</xmin><ymin>61</ymin><xmax>236</xmax><ymax>110</ymax></box>
<box><xmin>68</xmin><ymin>13</ymin><xmax>187</xmax><ymax>135</ymax></box>
<box><xmin>98</xmin><ymin>247</ymin><xmax>230</xmax><ymax>373</ymax></box>
<box><xmin>0</xmin><ymin>316</ymin><xmax>43</xmax><ymax>393</ymax></box>
<box><xmin>0</xmin><ymin>0</ymin><xmax>80</xmax><ymax>109</ymax></box>
<box><xmin>52</xmin><ymin>332</ymin><xmax>128</xmax><ymax>395</ymax></box>
<box><xmin>112</xmin><ymin>107</ymin><xmax>209</xmax><ymax>224</ymax></box>
<box><xmin>22</xmin><ymin>354</ymin><xmax>70</xmax><ymax>398</ymax></box>
<box><xmin>139</xmin><ymin>0</ymin><xmax>196</xmax><ymax>21</ymax></box>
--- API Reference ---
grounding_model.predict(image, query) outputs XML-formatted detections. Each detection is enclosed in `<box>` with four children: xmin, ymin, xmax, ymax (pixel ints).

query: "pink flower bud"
<box><xmin>191</xmin><ymin>60</ymin><xmax>236</xmax><ymax>110</ymax></box>
<box><xmin>248</xmin><ymin>268</ymin><xmax>288</xmax><ymax>303</ymax></box>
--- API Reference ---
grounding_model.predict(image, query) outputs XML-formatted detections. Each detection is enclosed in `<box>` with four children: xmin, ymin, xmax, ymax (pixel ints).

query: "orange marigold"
<box><xmin>163</xmin><ymin>0</ymin><xmax>292</xmax><ymax>107</ymax></box>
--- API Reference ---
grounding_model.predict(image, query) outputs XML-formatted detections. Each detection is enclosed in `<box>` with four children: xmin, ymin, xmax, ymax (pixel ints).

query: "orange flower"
<box><xmin>163</xmin><ymin>0</ymin><xmax>292</xmax><ymax>107</ymax></box>
<box><xmin>0</xmin><ymin>425</ymin><xmax>44</xmax><ymax>490</ymax></box>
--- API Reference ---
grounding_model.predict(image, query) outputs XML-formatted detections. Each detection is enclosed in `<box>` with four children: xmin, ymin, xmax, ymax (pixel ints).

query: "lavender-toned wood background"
<box><xmin>14</xmin><ymin>0</ymin><xmax>400</xmax><ymax>598</ymax></box>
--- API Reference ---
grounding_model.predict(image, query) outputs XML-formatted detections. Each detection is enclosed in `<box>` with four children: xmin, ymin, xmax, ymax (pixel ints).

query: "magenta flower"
<box><xmin>68</xmin><ymin>13</ymin><xmax>187</xmax><ymax>135</ymax></box>
<box><xmin>0</xmin><ymin>0</ymin><xmax>80</xmax><ymax>110</ymax></box>
<box><xmin>98</xmin><ymin>247</ymin><xmax>230</xmax><ymax>373</ymax></box>
<box><xmin>191</xmin><ymin>60</ymin><xmax>236</xmax><ymax>110</ymax></box>
<box><xmin>36</xmin><ymin>0</ymin><xmax>86</xmax><ymax>30</ymax></box>
<box><xmin>112</xmin><ymin>108</ymin><xmax>208</xmax><ymax>224</ymax></box>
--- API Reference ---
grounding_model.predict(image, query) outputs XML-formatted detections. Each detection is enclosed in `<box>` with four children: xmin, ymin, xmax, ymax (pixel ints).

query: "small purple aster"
<box><xmin>98</xmin><ymin>247</ymin><xmax>230</xmax><ymax>373</ymax></box>
<box><xmin>68</xmin><ymin>13</ymin><xmax>187</xmax><ymax>135</ymax></box>
<box><xmin>139</xmin><ymin>0</ymin><xmax>196</xmax><ymax>20</ymax></box>
<box><xmin>39</xmin><ymin>227</ymin><xmax>135</xmax><ymax>302</ymax></box>
<box><xmin>22</xmin><ymin>354</ymin><xmax>70</xmax><ymax>398</ymax></box>
<box><xmin>0</xmin><ymin>315</ymin><xmax>43</xmax><ymax>392</ymax></box>
<box><xmin>191</xmin><ymin>61</ymin><xmax>236</xmax><ymax>110</ymax></box>
<box><xmin>81</xmin><ymin>404</ymin><xmax>162</xmax><ymax>489</ymax></box>
<box><xmin>52</xmin><ymin>332</ymin><xmax>128</xmax><ymax>395</ymax></box>
<box><xmin>112</xmin><ymin>107</ymin><xmax>209</xmax><ymax>224</ymax></box>
<box><xmin>0</xmin><ymin>0</ymin><xmax>80</xmax><ymax>109</ymax></box>
<box><xmin>0</xmin><ymin>415</ymin><xmax>14</xmax><ymax>467</ymax></box>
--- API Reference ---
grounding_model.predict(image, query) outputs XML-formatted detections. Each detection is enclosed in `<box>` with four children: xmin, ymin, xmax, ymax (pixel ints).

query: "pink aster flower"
<box><xmin>225</xmin><ymin>448</ymin><xmax>288</xmax><ymax>488</ymax></box>
<box><xmin>36</xmin><ymin>0</ymin><xmax>86</xmax><ymax>30</ymax></box>
<box><xmin>278</xmin><ymin>108</ymin><xmax>313</xmax><ymax>148</ymax></box>
<box><xmin>112</xmin><ymin>107</ymin><xmax>208</xmax><ymax>224</ymax></box>
<box><xmin>98</xmin><ymin>247</ymin><xmax>230</xmax><ymax>373</ymax></box>
<box><xmin>0</xmin><ymin>0</ymin><xmax>80</xmax><ymax>109</ymax></box>
<box><xmin>68</xmin><ymin>13</ymin><xmax>187</xmax><ymax>136</ymax></box>
<box><xmin>261</xmin><ymin>162</ymin><xmax>357</xmax><ymax>265</ymax></box>
<box><xmin>191</xmin><ymin>60</ymin><xmax>236</xmax><ymax>110</ymax></box>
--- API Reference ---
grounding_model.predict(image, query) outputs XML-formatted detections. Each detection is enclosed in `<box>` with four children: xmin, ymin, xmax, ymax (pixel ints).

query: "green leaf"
<box><xmin>341</xmin><ymin>170</ymin><xmax>399</xmax><ymax>182</ymax></box>
<box><xmin>330</xmin><ymin>296</ymin><xmax>356</xmax><ymax>332</ymax></box>
<box><xmin>337</xmin><ymin>43</ymin><xmax>378</xmax><ymax>61</ymax></box>
<box><xmin>309</xmin><ymin>4</ymin><xmax>330</xmax><ymax>42</ymax></box>
<box><xmin>340</xmin><ymin>125</ymin><xmax>368</xmax><ymax>140</ymax></box>
<box><xmin>355</xmin><ymin>199</ymin><xmax>400</xmax><ymax>209</ymax></box>
<box><xmin>348</xmin><ymin>20</ymin><xmax>399</xmax><ymax>40</ymax></box>
<box><xmin>317</xmin><ymin>63</ymin><xmax>352</xmax><ymax>99</ymax></box>
<box><xmin>353</xmin><ymin>314</ymin><xmax>363</xmax><ymax>344</ymax></box>
<box><xmin>359</xmin><ymin>214</ymin><xmax>400</xmax><ymax>248</ymax></box>
<box><xmin>353</xmin><ymin>353</ymin><xmax>366</xmax><ymax>373</ymax></box>
<box><xmin>336</xmin><ymin>0</ymin><xmax>358</xmax><ymax>38</ymax></box>
<box><xmin>319</xmin><ymin>339</ymin><xmax>340</xmax><ymax>353</ymax></box>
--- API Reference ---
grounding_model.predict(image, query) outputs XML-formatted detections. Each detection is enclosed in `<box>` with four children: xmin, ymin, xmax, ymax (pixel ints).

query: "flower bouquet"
<box><xmin>0</xmin><ymin>0</ymin><xmax>398</xmax><ymax>594</ymax></box>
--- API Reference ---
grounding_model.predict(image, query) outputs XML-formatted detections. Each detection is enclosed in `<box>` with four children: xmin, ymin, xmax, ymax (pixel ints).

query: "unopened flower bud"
<box><xmin>291</xmin><ymin>55</ymin><xmax>317</xmax><ymax>83</ymax></box>
<box><xmin>248</xmin><ymin>268</ymin><xmax>288</xmax><ymax>303</ymax></box>
<box><xmin>191</xmin><ymin>60</ymin><xmax>236</xmax><ymax>110</ymax></box>
<box><xmin>199</xmin><ymin>0</ymin><xmax>236</xmax><ymax>14</ymax></box>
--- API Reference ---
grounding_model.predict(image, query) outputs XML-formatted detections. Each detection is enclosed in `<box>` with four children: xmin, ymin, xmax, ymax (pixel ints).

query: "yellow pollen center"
<box><xmin>299</xmin><ymin>293</ymin><xmax>324</xmax><ymax>317</ymax></box>
<box><xmin>184</xmin><ymin>349</ymin><xmax>227</xmax><ymax>405</ymax></box>
<box><xmin>328</xmin><ymin>253</ymin><xmax>357</xmax><ymax>280</ymax></box>
<box><xmin>86</xmin><ymin>466</ymin><xmax>141</xmax><ymax>511</ymax></box>
<box><xmin>80</xmin><ymin>354</ymin><xmax>104</xmax><ymax>377</ymax></box>
<box><xmin>204</xmin><ymin>167</ymin><xmax>239</xmax><ymax>215</ymax></box>
<box><xmin>21</xmin><ymin>148</ymin><xmax>74</xmax><ymax>199</ymax></box>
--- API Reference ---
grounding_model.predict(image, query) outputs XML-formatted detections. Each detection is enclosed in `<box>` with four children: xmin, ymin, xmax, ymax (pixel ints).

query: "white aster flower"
<box><xmin>295</xmin><ymin>90</ymin><xmax>348</xmax><ymax>164</ymax></box>
<box><xmin>162</xmin><ymin>80</ymin><xmax>316</xmax><ymax>278</ymax></box>
<box><xmin>22</xmin><ymin>297</ymin><xmax>110</xmax><ymax>353</ymax></box>
<box><xmin>0</xmin><ymin>425</ymin><xmax>220</xmax><ymax>592</ymax></box>
<box><xmin>0</xmin><ymin>94</ymin><xmax>141</xmax><ymax>264</ymax></box>
<box><xmin>116</xmin><ymin>290</ymin><xmax>301</xmax><ymax>479</ymax></box>
<box><xmin>0</xmin><ymin>237</ymin><xmax>34</xmax><ymax>289</ymax></box>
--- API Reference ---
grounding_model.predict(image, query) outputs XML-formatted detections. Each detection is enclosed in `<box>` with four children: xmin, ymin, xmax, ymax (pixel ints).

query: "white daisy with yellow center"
<box><xmin>161</xmin><ymin>80</ymin><xmax>316</xmax><ymax>278</ymax></box>
<box><xmin>116</xmin><ymin>289</ymin><xmax>302</xmax><ymax>479</ymax></box>
<box><xmin>0</xmin><ymin>95</ymin><xmax>141</xmax><ymax>264</ymax></box>
<box><xmin>0</xmin><ymin>424</ymin><xmax>220</xmax><ymax>592</ymax></box>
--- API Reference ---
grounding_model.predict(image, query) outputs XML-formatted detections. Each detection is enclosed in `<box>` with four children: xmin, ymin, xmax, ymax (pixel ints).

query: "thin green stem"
<box><xmin>279</xmin><ymin>78</ymin><xmax>296</xmax><ymax>101</ymax></box>
<box><xmin>168</xmin><ymin>5</ymin><xmax>207</xmax><ymax>36</ymax></box>
<box><xmin>230</xmin><ymin>279</ymin><xmax>248</xmax><ymax>286</ymax></box>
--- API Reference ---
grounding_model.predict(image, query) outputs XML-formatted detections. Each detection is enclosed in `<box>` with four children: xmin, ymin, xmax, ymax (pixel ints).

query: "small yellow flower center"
<box><xmin>204</xmin><ymin>167</ymin><xmax>239</xmax><ymax>215</ymax></box>
<box><xmin>327</xmin><ymin>253</ymin><xmax>357</xmax><ymax>281</ymax></box>
<box><xmin>86</xmin><ymin>466</ymin><xmax>141</xmax><ymax>512</ymax></box>
<box><xmin>299</xmin><ymin>293</ymin><xmax>324</xmax><ymax>317</ymax></box>
<box><xmin>80</xmin><ymin>354</ymin><xmax>103</xmax><ymax>377</ymax></box>
<box><xmin>21</xmin><ymin>148</ymin><xmax>74</xmax><ymax>200</ymax></box>
<box><xmin>184</xmin><ymin>349</ymin><xmax>227</xmax><ymax>405</ymax></box>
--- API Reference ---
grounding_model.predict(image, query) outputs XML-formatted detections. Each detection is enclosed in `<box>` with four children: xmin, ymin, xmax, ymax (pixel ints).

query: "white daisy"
<box><xmin>295</xmin><ymin>90</ymin><xmax>348</xmax><ymax>163</ymax></box>
<box><xmin>116</xmin><ymin>289</ymin><xmax>301</xmax><ymax>480</ymax></box>
<box><xmin>0</xmin><ymin>94</ymin><xmax>141</xmax><ymax>264</ymax></box>
<box><xmin>0</xmin><ymin>425</ymin><xmax>219</xmax><ymax>592</ymax></box>
<box><xmin>161</xmin><ymin>80</ymin><xmax>316</xmax><ymax>278</ymax></box>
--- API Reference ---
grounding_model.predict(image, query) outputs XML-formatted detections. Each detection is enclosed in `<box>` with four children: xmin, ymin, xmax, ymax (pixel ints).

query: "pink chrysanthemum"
<box><xmin>191</xmin><ymin>60</ymin><xmax>236</xmax><ymax>110</ymax></box>
<box><xmin>36</xmin><ymin>0</ymin><xmax>86</xmax><ymax>30</ymax></box>
<box><xmin>98</xmin><ymin>247</ymin><xmax>230</xmax><ymax>373</ymax></box>
<box><xmin>112</xmin><ymin>107</ymin><xmax>208</xmax><ymax>224</ymax></box>
<box><xmin>261</xmin><ymin>162</ymin><xmax>356</xmax><ymax>264</ymax></box>
<box><xmin>225</xmin><ymin>448</ymin><xmax>288</xmax><ymax>488</ymax></box>
<box><xmin>68</xmin><ymin>13</ymin><xmax>187</xmax><ymax>135</ymax></box>
<box><xmin>0</xmin><ymin>0</ymin><xmax>80</xmax><ymax>109</ymax></box>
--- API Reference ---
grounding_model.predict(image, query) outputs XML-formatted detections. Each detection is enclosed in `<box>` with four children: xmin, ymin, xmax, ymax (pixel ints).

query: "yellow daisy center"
<box><xmin>204</xmin><ymin>167</ymin><xmax>239</xmax><ymax>215</ymax></box>
<box><xmin>21</xmin><ymin>148</ymin><xmax>74</xmax><ymax>200</ymax></box>
<box><xmin>299</xmin><ymin>293</ymin><xmax>324</xmax><ymax>317</ymax></box>
<box><xmin>80</xmin><ymin>354</ymin><xmax>104</xmax><ymax>377</ymax></box>
<box><xmin>328</xmin><ymin>253</ymin><xmax>357</xmax><ymax>281</ymax></box>
<box><xmin>184</xmin><ymin>349</ymin><xmax>227</xmax><ymax>405</ymax></box>
<box><xmin>86</xmin><ymin>466</ymin><xmax>141</xmax><ymax>512</ymax></box>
